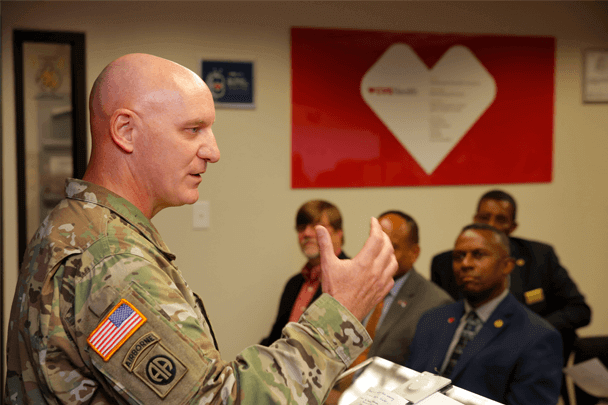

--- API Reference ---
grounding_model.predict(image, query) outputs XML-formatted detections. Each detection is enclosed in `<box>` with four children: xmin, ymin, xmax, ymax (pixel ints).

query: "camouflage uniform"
<box><xmin>6</xmin><ymin>179</ymin><xmax>371</xmax><ymax>404</ymax></box>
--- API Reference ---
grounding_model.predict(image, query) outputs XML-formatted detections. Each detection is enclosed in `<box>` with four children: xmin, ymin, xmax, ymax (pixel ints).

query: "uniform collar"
<box><xmin>65</xmin><ymin>178</ymin><xmax>175</xmax><ymax>260</ymax></box>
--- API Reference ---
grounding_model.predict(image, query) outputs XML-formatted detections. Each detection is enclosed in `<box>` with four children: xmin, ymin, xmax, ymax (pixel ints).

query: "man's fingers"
<box><xmin>315</xmin><ymin>225</ymin><xmax>336</xmax><ymax>265</ymax></box>
<box><xmin>355</xmin><ymin>217</ymin><xmax>385</xmax><ymax>262</ymax></box>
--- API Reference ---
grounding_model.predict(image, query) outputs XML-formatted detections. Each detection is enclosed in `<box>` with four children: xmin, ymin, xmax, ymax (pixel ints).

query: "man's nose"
<box><xmin>461</xmin><ymin>253</ymin><xmax>474</xmax><ymax>268</ymax></box>
<box><xmin>302</xmin><ymin>224</ymin><xmax>316</xmax><ymax>237</ymax></box>
<box><xmin>486</xmin><ymin>217</ymin><xmax>500</xmax><ymax>229</ymax></box>
<box><xmin>198</xmin><ymin>132</ymin><xmax>220</xmax><ymax>163</ymax></box>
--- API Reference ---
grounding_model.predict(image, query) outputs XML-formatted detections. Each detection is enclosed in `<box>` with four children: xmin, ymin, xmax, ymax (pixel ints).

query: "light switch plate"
<box><xmin>193</xmin><ymin>201</ymin><xmax>210</xmax><ymax>229</ymax></box>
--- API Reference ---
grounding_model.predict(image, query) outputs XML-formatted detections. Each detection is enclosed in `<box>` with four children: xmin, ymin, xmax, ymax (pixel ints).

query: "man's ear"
<box><xmin>337</xmin><ymin>229</ymin><xmax>344</xmax><ymax>246</ymax></box>
<box><xmin>109</xmin><ymin>108</ymin><xmax>137</xmax><ymax>153</ymax></box>
<box><xmin>507</xmin><ymin>221</ymin><xmax>518</xmax><ymax>235</ymax></box>
<box><xmin>502</xmin><ymin>257</ymin><xmax>515</xmax><ymax>276</ymax></box>
<box><xmin>411</xmin><ymin>243</ymin><xmax>421</xmax><ymax>262</ymax></box>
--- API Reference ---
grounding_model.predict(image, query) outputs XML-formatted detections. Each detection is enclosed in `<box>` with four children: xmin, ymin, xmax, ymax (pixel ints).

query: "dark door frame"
<box><xmin>8</xmin><ymin>30</ymin><xmax>86</xmax><ymax>396</ymax></box>
<box><xmin>13</xmin><ymin>29</ymin><xmax>87</xmax><ymax>263</ymax></box>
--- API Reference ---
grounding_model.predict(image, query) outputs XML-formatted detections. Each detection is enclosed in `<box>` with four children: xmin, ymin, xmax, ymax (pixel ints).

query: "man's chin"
<box><xmin>462</xmin><ymin>289</ymin><xmax>492</xmax><ymax>305</ymax></box>
<box><xmin>303</xmin><ymin>252</ymin><xmax>320</xmax><ymax>260</ymax></box>
<box><xmin>182</xmin><ymin>191</ymin><xmax>200</xmax><ymax>206</ymax></box>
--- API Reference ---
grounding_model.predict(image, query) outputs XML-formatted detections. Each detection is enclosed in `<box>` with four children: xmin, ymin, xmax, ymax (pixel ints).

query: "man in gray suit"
<box><xmin>325</xmin><ymin>210</ymin><xmax>453</xmax><ymax>405</ymax></box>
<box><xmin>367</xmin><ymin>210</ymin><xmax>454</xmax><ymax>364</ymax></box>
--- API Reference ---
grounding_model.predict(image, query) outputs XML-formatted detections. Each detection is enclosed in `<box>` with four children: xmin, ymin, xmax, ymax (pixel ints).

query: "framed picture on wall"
<box><xmin>201</xmin><ymin>60</ymin><xmax>255</xmax><ymax>109</ymax></box>
<box><xmin>583</xmin><ymin>49</ymin><xmax>608</xmax><ymax>103</ymax></box>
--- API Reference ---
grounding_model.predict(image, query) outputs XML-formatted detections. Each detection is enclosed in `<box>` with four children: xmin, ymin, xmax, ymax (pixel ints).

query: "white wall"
<box><xmin>3</xmin><ymin>1</ymin><xmax>608</xmax><ymax>361</ymax></box>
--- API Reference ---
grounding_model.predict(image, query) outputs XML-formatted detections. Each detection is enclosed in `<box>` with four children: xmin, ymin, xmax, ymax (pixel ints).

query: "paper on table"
<box><xmin>563</xmin><ymin>358</ymin><xmax>608</xmax><ymax>398</ymax></box>
<box><xmin>349</xmin><ymin>388</ymin><xmax>462</xmax><ymax>405</ymax></box>
<box><xmin>417</xmin><ymin>392</ymin><xmax>463</xmax><ymax>404</ymax></box>
<box><xmin>350</xmin><ymin>387</ymin><xmax>407</xmax><ymax>405</ymax></box>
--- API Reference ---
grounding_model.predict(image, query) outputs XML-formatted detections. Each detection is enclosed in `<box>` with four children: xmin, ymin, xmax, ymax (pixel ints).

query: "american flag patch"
<box><xmin>88</xmin><ymin>299</ymin><xmax>147</xmax><ymax>361</ymax></box>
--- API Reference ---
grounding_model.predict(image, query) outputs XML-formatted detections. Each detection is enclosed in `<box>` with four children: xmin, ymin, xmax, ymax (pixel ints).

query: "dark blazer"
<box><xmin>406</xmin><ymin>294</ymin><xmax>563</xmax><ymax>405</ymax></box>
<box><xmin>368</xmin><ymin>269</ymin><xmax>453</xmax><ymax>365</ymax></box>
<box><xmin>260</xmin><ymin>251</ymin><xmax>348</xmax><ymax>346</ymax></box>
<box><xmin>430</xmin><ymin>236</ymin><xmax>591</xmax><ymax>357</ymax></box>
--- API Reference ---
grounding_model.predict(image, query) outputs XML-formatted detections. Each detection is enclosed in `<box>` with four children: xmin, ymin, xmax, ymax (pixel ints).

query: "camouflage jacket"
<box><xmin>5</xmin><ymin>179</ymin><xmax>371</xmax><ymax>405</ymax></box>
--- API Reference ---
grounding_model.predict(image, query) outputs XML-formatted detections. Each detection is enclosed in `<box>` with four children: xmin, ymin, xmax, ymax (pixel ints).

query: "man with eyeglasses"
<box><xmin>261</xmin><ymin>200</ymin><xmax>348</xmax><ymax>346</ymax></box>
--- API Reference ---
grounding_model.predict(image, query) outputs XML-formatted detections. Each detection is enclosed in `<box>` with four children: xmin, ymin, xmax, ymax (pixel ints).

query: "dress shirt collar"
<box><xmin>301</xmin><ymin>250</ymin><xmax>346</xmax><ymax>282</ymax></box>
<box><xmin>464</xmin><ymin>288</ymin><xmax>509</xmax><ymax>323</ymax></box>
<box><xmin>390</xmin><ymin>270</ymin><xmax>410</xmax><ymax>297</ymax></box>
<box><xmin>301</xmin><ymin>262</ymin><xmax>322</xmax><ymax>283</ymax></box>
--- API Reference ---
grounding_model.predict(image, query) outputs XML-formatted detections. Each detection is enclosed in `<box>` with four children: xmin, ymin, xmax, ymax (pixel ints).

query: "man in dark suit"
<box><xmin>260</xmin><ymin>200</ymin><xmax>348</xmax><ymax>346</ymax></box>
<box><xmin>408</xmin><ymin>224</ymin><xmax>563</xmax><ymax>405</ymax></box>
<box><xmin>431</xmin><ymin>190</ymin><xmax>590</xmax><ymax>359</ymax></box>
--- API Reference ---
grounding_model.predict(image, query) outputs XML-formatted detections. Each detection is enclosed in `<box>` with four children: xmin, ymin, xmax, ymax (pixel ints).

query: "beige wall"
<box><xmin>3</xmin><ymin>1</ymin><xmax>608</xmax><ymax>361</ymax></box>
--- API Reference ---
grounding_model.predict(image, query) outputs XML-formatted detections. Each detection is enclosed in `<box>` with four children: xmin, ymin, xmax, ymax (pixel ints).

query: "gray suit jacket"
<box><xmin>367</xmin><ymin>269</ymin><xmax>453</xmax><ymax>365</ymax></box>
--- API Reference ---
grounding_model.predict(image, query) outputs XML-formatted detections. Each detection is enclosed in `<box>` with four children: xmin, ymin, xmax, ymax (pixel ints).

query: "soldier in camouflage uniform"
<box><xmin>5</xmin><ymin>53</ymin><xmax>396</xmax><ymax>404</ymax></box>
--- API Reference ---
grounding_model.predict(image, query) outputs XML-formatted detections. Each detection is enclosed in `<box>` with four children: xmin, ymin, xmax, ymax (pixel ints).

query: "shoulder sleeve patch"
<box><xmin>88</xmin><ymin>299</ymin><xmax>147</xmax><ymax>361</ymax></box>
<box><xmin>133</xmin><ymin>342</ymin><xmax>188</xmax><ymax>398</ymax></box>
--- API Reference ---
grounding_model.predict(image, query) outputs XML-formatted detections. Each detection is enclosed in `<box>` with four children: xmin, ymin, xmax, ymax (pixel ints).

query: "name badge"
<box><xmin>524</xmin><ymin>288</ymin><xmax>545</xmax><ymax>305</ymax></box>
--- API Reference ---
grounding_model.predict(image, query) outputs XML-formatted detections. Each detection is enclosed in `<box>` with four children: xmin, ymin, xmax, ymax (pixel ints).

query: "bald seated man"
<box><xmin>365</xmin><ymin>211</ymin><xmax>452</xmax><ymax>365</ymax></box>
<box><xmin>5</xmin><ymin>53</ymin><xmax>397</xmax><ymax>405</ymax></box>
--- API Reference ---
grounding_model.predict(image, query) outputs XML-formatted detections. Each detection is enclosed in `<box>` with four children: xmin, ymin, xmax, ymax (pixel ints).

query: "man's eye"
<box><xmin>452</xmin><ymin>253</ymin><xmax>465</xmax><ymax>261</ymax></box>
<box><xmin>472</xmin><ymin>251</ymin><xmax>486</xmax><ymax>259</ymax></box>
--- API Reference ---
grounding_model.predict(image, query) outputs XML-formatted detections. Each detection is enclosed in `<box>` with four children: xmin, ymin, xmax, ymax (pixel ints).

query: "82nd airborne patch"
<box><xmin>133</xmin><ymin>342</ymin><xmax>188</xmax><ymax>398</ymax></box>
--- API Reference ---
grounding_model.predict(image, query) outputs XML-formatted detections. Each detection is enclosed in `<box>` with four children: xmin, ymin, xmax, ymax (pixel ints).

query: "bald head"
<box><xmin>84</xmin><ymin>54</ymin><xmax>219</xmax><ymax>218</ymax></box>
<box><xmin>89</xmin><ymin>54</ymin><xmax>204</xmax><ymax>138</ymax></box>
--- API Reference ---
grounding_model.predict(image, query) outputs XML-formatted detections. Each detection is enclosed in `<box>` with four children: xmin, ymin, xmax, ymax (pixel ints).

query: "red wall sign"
<box><xmin>291</xmin><ymin>27</ymin><xmax>555</xmax><ymax>188</ymax></box>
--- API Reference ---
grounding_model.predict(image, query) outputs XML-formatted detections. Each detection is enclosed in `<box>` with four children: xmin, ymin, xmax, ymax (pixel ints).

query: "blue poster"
<box><xmin>201</xmin><ymin>60</ymin><xmax>254</xmax><ymax>108</ymax></box>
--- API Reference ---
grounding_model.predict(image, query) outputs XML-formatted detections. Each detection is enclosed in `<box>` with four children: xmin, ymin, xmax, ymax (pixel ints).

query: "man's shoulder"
<box><xmin>42</xmin><ymin>198</ymin><xmax>109</xmax><ymax>240</ymax></box>
<box><xmin>22</xmin><ymin>199</ymin><xmax>112</xmax><ymax>271</ymax></box>
<box><xmin>502</xmin><ymin>294</ymin><xmax>559</xmax><ymax>336</ymax></box>
<box><xmin>419</xmin><ymin>299</ymin><xmax>459</xmax><ymax>319</ymax></box>
<box><xmin>413</xmin><ymin>301</ymin><xmax>459</xmax><ymax>334</ymax></box>
<box><xmin>510</xmin><ymin>236</ymin><xmax>554</xmax><ymax>253</ymax></box>
<box><xmin>26</xmin><ymin>198</ymin><xmax>157</xmax><ymax>273</ymax></box>
<box><xmin>431</xmin><ymin>250</ymin><xmax>453</xmax><ymax>263</ymax></box>
<box><xmin>285</xmin><ymin>271</ymin><xmax>305</xmax><ymax>284</ymax></box>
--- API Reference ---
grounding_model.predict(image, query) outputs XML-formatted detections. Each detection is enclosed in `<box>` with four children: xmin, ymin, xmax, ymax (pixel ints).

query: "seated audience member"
<box><xmin>325</xmin><ymin>211</ymin><xmax>453</xmax><ymax>405</ymax></box>
<box><xmin>408</xmin><ymin>224</ymin><xmax>563</xmax><ymax>405</ymax></box>
<box><xmin>365</xmin><ymin>211</ymin><xmax>453</xmax><ymax>364</ymax></box>
<box><xmin>260</xmin><ymin>200</ymin><xmax>348</xmax><ymax>346</ymax></box>
<box><xmin>431</xmin><ymin>189</ymin><xmax>590</xmax><ymax>359</ymax></box>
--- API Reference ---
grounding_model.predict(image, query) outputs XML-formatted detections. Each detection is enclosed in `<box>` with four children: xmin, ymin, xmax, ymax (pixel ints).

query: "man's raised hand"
<box><xmin>317</xmin><ymin>217</ymin><xmax>396</xmax><ymax>321</ymax></box>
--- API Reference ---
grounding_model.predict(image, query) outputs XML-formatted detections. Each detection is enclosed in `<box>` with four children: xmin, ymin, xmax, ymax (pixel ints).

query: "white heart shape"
<box><xmin>361</xmin><ymin>44</ymin><xmax>497</xmax><ymax>174</ymax></box>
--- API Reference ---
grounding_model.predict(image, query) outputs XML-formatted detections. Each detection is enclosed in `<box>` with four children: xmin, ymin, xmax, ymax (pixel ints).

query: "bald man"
<box><xmin>363</xmin><ymin>211</ymin><xmax>452</xmax><ymax>365</ymax></box>
<box><xmin>5</xmin><ymin>54</ymin><xmax>396</xmax><ymax>405</ymax></box>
